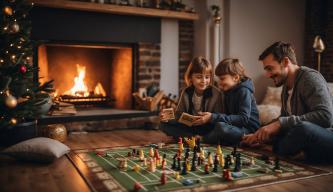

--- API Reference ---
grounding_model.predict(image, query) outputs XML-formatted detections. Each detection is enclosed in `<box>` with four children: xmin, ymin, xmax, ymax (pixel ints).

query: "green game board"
<box><xmin>68</xmin><ymin>144</ymin><xmax>331</xmax><ymax>192</ymax></box>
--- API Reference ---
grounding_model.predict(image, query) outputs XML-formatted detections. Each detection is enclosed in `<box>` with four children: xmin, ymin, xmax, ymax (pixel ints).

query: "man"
<box><xmin>242</xmin><ymin>41</ymin><xmax>333</xmax><ymax>163</ymax></box>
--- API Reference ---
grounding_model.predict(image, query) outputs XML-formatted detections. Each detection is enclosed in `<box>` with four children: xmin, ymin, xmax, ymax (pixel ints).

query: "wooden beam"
<box><xmin>28</xmin><ymin>0</ymin><xmax>199</xmax><ymax>20</ymax></box>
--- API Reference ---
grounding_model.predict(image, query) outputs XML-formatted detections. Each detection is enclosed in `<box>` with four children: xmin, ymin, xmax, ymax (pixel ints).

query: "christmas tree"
<box><xmin>0</xmin><ymin>0</ymin><xmax>53</xmax><ymax>129</ymax></box>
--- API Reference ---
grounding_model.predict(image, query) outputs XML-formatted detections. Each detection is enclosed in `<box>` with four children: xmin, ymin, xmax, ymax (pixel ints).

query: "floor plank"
<box><xmin>0</xmin><ymin>129</ymin><xmax>332</xmax><ymax>192</ymax></box>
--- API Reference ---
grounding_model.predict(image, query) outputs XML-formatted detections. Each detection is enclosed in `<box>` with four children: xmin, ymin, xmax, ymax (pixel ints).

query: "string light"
<box><xmin>11</xmin><ymin>55</ymin><xmax>16</xmax><ymax>59</ymax></box>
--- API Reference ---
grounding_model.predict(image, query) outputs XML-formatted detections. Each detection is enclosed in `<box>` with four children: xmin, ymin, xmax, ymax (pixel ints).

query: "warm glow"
<box><xmin>64</xmin><ymin>64</ymin><xmax>106</xmax><ymax>97</ymax></box>
<box><xmin>94</xmin><ymin>82</ymin><xmax>106</xmax><ymax>96</ymax></box>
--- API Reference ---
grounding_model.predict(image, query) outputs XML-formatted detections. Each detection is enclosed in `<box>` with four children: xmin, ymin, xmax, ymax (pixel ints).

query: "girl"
<box><xmin>201</xmin><ymin>58</ymin><xmax>260</xmax><ymax>145</ymax></box>
<box><xmin>160</xmin><ymin>56</ymin><xmax>223</xmax><ymax>138</ymax></box>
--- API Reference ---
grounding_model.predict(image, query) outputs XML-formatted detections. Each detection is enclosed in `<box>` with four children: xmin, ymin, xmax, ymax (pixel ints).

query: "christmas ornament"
<box><xmin>3</xmin><ymin>6</ymin><xmax>13</xmax><ymax>15</ymax></box>
<box><xmin>42</xmin><ymin>124</ymin><xmax>67</xmax><ymax>142</ymax></box>
<box><xmin>9</xmin><ymin>22</ymin><xmax>20</xmax><ymax>33</ymax></box>
<box><xmin>10</xmin><ymin>118</ymin><xmax>17</xmax><ymax>125</ymax></box>
<box><xmin>19</xmin><ymin>65</ymin><xmax>27</xmax><ymax>73</ymax></box>
<box><xmin>5</xmin><ymin>91</ymin><xmax>18</xmax><ymax>108</ymax></box>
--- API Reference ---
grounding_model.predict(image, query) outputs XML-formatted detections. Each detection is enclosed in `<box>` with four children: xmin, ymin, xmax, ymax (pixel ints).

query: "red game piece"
<box><xmin>133</xmin><ymin>182</ymin><xmax>143</xmax><ymax>191</ymax></box>
<box><xmin>161</xmin><ymin>172</ymin><xmax>167</xmax><ymax>185</ymax></box>
<box><xmin>204</xmin><ymin>164</ymin><xmax>209</xmax><ymax>174</ymax></box>
<box><xmin>178</xmin><ymin>137</ymin><xmax>183</xmax><ymax>144</ymax></box>
<box><xmin>96</xmin><ymin>151</ymin><xmax>105</xmax><ymax>157</ymax></box>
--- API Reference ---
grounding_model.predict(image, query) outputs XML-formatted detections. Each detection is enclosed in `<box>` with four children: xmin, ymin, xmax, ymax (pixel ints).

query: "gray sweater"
<box><xmin>279</xmin><ymin>66</ymin><xmax>333</xmax><ymax>130</ymax></box>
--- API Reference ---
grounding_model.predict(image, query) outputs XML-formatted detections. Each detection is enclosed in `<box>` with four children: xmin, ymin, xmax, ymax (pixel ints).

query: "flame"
<box><xmin>64</xmin><ymin>64</ymin><xmax>106</xmax><ymax>97</ymax></box>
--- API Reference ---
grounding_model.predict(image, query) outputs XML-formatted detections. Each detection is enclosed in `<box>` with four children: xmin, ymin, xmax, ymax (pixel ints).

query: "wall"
<box><xmin>160</xmin><ymin>19</ymin><xmax>179</xmax><ymax>96</ymax></box>
<box><xmin>304</xmin><ymin>0</ymin><xmax>333</xmax><ymax>82</ymax></box>
<box><xmin>192</xmin><ymin>0</ymin><xmax>306</xmax><ymax>102</ymax></box>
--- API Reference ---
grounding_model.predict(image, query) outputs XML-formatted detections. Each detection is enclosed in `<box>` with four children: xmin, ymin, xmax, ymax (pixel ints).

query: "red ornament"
<box><xmin>20</xmin><ymin>65</ymin><xmax>27</xmax><ymax>73</ymax></box>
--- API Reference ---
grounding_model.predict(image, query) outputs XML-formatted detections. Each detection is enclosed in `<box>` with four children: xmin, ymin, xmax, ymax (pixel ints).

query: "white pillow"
<box><xmin>1</xmin><ymin>137</ymin><xmax>70</xmax><ymax>163</ymax></box>
<box><xmin>257</xmin><ymin>104</ymin><xmax>281</xmax><ymax>125</ymax></box>
<box><xmin>261</xmin><ymin>86</ymin><xmax>282</xmax><ymax>107</ymax></box>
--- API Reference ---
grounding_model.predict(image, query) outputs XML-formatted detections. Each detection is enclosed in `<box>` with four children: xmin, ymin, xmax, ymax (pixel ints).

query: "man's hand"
<box><xmin>192</xmin><ymin>112</ymin><xmax>212</xmax><ymax>126</ymax></box>
<box><xmin>242</xmin><ymin>120</ymin><xmax>281</xmax><ymax>145</ymax></box>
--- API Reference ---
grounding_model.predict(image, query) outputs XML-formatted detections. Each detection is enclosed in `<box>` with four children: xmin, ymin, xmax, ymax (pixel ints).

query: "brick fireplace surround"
<box><xmin>32</xmin><ymin>5</ymin><xmax>194</xmax><ymax>131</ymax></box>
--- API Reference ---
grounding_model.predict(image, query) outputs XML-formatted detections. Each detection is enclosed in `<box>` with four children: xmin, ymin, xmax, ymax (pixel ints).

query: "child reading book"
<box><xmin>160</xmin><ymin>56</ymin><xmax>223</xmax><ymax>138</ymax></box>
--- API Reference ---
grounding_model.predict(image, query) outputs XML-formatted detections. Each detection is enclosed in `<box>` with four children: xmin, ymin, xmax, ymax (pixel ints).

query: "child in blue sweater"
<box><xmin>201</xmin><ymin>58</ymin><xmax>260</xmax><ymax>145</ymax></box>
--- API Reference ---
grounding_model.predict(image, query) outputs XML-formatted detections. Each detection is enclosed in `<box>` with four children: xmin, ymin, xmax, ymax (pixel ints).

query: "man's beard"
<box><xmin>272</xmin><ymin>69</ymin><xmax>287</xmax><ymax>87</ymax></box>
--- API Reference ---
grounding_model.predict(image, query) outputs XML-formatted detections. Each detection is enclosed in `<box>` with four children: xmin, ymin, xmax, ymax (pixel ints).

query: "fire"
<box><xmin>64</xmin><ymin>64</ymin><xmax>106</xmax><ymax>97</ymax></box>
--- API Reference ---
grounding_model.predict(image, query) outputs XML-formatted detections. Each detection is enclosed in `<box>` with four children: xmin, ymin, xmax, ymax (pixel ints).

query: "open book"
<box><xmin>178</xmin><ymin>112</ymin><xmax>200</xmax><ymax>127</ymax></box>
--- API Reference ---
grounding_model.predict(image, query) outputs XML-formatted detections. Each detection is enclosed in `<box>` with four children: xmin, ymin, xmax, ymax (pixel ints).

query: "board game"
<box><xmin>68</xmin><ymin>138</ymin><xmax>331</xmax><ymax>192</ymax></box>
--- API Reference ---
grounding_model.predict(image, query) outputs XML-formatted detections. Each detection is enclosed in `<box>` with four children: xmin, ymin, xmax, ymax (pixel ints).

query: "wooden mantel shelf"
<box><xmin>28</xmin><ymin>0</ymin><xmax>199</xmax><ymax>20</ymax></box>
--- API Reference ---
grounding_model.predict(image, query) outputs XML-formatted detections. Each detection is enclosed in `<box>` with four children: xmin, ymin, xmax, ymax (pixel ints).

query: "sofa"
<box><xmin>257</xmin><ymin>83</ymin><xmax>333</xmax><ymax>126</ymax></box>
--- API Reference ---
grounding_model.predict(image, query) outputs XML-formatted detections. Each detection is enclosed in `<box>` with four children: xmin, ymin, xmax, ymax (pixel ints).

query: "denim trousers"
<box><xmin>160</xmin><ymin>121</ymin><xmax>214</xmax><ymax>139</ymax></box>
<box><xmin>272</xmin><ymin>121</ymin><xmax>333</xmax><ymax>163</ymax></box>
<box><xmin>202</xmin><ymin>122</ymin><xmax>250</xmax><ymax>145</ymax></box>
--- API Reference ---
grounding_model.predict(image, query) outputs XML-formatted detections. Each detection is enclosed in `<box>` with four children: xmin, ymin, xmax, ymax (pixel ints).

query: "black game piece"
<box><xmin>197</xmin><ymin>156</ymin><xmax>201</xmax><ymax>166</ymax></box>
<box><xmin>274</xmin><ymin>156</ymin><xmax>281</xmax><ymax>170</ymax></box>
<box><xmin>181</xmin><ymin>161</ymin><xmax>187</xmax><ymax>175</ymax></box>
<box><xmin>233</xmin><ymin>153</ymin><xmax>241</xmax><ymax>172</ymax></box>
<box><xmin>191</xmin><ymin>154</ymin><xmax>197</xmax><ymax>171</ymax></box>
<box><xmin>231</xmin><ymin>146</ymin><xmax>237</xmax><ymax>157</ymax></box>
<box><xmin>213</xmin><ymin>154</ymin><xmax>219</xmax><ymax>172</ymax></box>
<box><xmin>224</xmin><ymin>155</ymin><xmax>231</xmax><ymax>169</ymax></box>
<box><xmin>177</xmin><ymin>157</ymin><xmax>181</xmax><ymax>171</ymax></box>
<box><xmin>172</xmin><ymin>154</ymin><xmax>177</xmax><ymax>169</ymax></box>
<box><xmin>185</xmin><ymin>148</ymin><xmax>190</xmax><ymax>159</ymax></box>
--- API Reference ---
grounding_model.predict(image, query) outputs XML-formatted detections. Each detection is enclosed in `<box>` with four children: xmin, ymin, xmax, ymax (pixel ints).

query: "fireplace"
<box><xmin>38</xmin><ymin>43</ymin><xmax>136</xmax><ymax>109</ymax></box>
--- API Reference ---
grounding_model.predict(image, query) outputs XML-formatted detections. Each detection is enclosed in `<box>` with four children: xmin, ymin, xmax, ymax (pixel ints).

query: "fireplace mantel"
<box><xmin>28</xmin><ymin>0</ymin><xmax>199</xmax><ymax>20</ymax></box>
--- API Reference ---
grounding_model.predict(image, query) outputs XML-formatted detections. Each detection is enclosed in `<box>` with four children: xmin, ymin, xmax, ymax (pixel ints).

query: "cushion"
<box><xmin>257</xmin><ymin>104</ymin><xmax>281</xmax><ymax>125</ymax></box>
<box><xmin>261</xmin><ymin>86</ymin><xmax>282</xmax><ymax>107</ymax></box>
<box><xmin>1</xmin><ymin>137</ymin><xmax>70</xmax><ymax>163</ymax></box>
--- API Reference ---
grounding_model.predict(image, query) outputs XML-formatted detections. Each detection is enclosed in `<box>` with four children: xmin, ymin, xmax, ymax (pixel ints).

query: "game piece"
<box><xmin>223</xmin><ymin>169</ymin><xmax>233</xmax><ymax>181</ymax></box>
<box><xmin>96</xmin><ymin>151</ymin><xmax>105</xmax><ymax>157</ymax></box>
<box><xmin>132</xmin><ymin>149</ymin><xmax>137</xmax><ymax>156</ymax></box>
<box><xmin>197</xmin><ymin>156</ymin><xmax>201</xmax><ymax>166</ymax></box>
<box><xmin>185</xmin><ymin>148</ymin><xmax>190</xmax><ymax>159</ymax></box>
<box><xmin>231</xmin><ymin>172</ymin><xmax>243</xmax><ymax>178</ymax></box>
<box><xmin>175</xmin><ymin>171</ymin><xmax>180</xmax><ymax>180</ymax></box>
<box><xmin>160</xmin><ymin>172</ymin><xmax>167</xmax><ymax>185</ymax></box>
<box><xmin>196</xmin><ymin>137</ymin><xmax>201</xmax><ymax>151</ymax></box>
<box><xmin>219</xmin><ymin>154</ymin><xmax>225</xmax><ymax>167</ymax></box>
<box><xmin>231</xmin><ymin>146</ymin><xmax>237</xmax><ymax>157</ymax></box>
<box><xmin>178</xmin><ymin>137</ymin><xmax>183</xmax><ymax>144</ymax></box>
<box><xmin>216</xmin><ymin>144</ymin><xmax>222</xmax><ymax>156</ymax></box>
<box><xmin>213</xmin><ymin>154</ymin><xmax>219</xmax><ymax>172</ymax></box>
<box><xmin>149</xmin><ymin>147</ymin><xmax>154</xmax><ymax>157</ymax></box>
<box><xmin>200</xmin><ymin>147</ymin><xmax>205</xmax><ymax>159</ymax></box>
<box><xmin>186</xmin><ymin>159</ymin><xmax>191</xmax><ymax>171</ymax></box>
<box><xmin>172</xmin><ymin>154</ymin><xmax>177</xmax><ymax>169</ymax></box>
<box><xmin>177</xmin><ymin>157</ymin><xmax>181</xmax><ymax>171</ymax></box>
<box><xmin>182</xmin><ymin>179</ymin><xmax>194</xmax><ymax>186</ymax></box>
<box><xmin>133</xmin><ymin>182</ymin><xmax>143</xmax><ymax>192</ymax></box>
<box><xmin>158</xmin><ymin>143</ymin><xmax>164</xmax><ymax>149</ymax></box>
<box><xmin>181</xmin><ymin>161</ymin><xmax>187</xmax><ymax>175</ymax></box>
<box><xmin>139</xmin><ymin>149</ymin><xmax>144</xmax><ymax>161</ymax></box>
<box><xmin>233</xmin><ymin>153</ymin><xmax>241</xmax><ymax>172</ymax></box>
<box><xmin>204</xmin><ymin>163</ymin><xmax>209</xmax><ymax>174</ymax></box>
<box><xmin>184</xmin><ymin>136</ymin><xmax>196</xmax><ymax>150</ymax></box>
<box><xmin>118</xmin><ymin>158</ymin><xmax>127</xmax><ymax>171</ymax></box>
<box><xmin>178</xmin><ymin>142</ymin><xmax>184</xmax><ymax>154</ymax></box>
<box><xmin>127</xmin><ymin>151</ymin><xmax>132</xmax><ymax>157</ymax></box>
<box><xmin>207</xmin><ymin>152</ymin><xmax>213</xmax><ymax>166</ymax></box>
<box><xmin>230</xmin><ymin>156</ymin><xmax>235</xmax><ymax>165</ymax></box>
<box><xmin>162</xmin><ymin>159</ymin><xmax>166</xmax><ymax>169</ymax></box>
<box><xmin>250</xmin><ymin>156</ymin><xmax>255</xmax><ymax>166</ymax></box>
<box><xmin>149</xmin><ymin>158</ymin><xmax>156</xmax><ymax>172</ymax></box>
<box><xmin>224</xmin><ymin>155</ymin><xmax>231</xmax><ymax>169</ymax></box>
<box><xmin>154</xmin><ymin>149</ymin><xmax>160</xmax><ymax>159</ymax></box>
<box><xmin>133</xmin><ymin>164</ymin><xmax>141</xmax><ymax>173</ymax></box>
<box><xmin>274</xmin><ymin>156</ymin><xmax>281</xmax><ymax>170</ymax></box>
<box><xmin>191</xmin><ymin>155</ymin><xmax>197</xmax><ymax>171</ymax></box>
<box><xmin>143</xmin><ymin>158</ymin><xmax>147</xmax><ymax>167</ymax></box>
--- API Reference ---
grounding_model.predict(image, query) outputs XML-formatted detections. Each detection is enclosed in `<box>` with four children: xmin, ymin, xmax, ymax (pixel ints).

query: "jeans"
<box><xmin>202</xmin><ymin>122</ymin><xmax>250</xmax><ymax>145</ymax></box>
<box><xmin>273</xmin><ymin>121</ymin><xmax>333</xmax><ymax>163</ymax></box>
<box><xmin>160</xmin><ymin>121</ymin><xmax>214</xmax><ymax>139</ymax></box>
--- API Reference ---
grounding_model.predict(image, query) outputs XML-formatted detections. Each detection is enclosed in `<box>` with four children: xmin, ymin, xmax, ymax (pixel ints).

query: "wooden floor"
<box><xmin>1</xmin><ymin>129</ymin><xmax>333</xmax><ymax>192</ymax></box>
